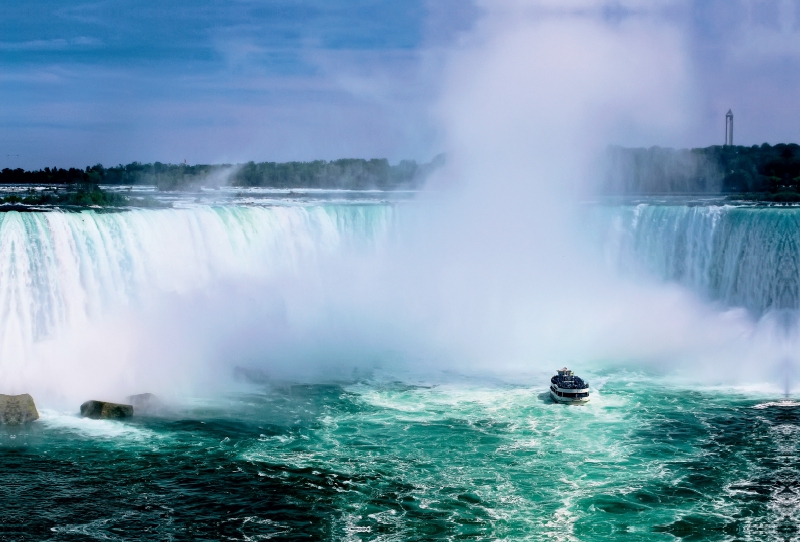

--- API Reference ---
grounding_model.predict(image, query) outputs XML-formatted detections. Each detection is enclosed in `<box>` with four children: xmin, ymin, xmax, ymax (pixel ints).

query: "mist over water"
<box><xmin>3</xmin><ymin>197</ymin><xmax>797</xmax><ymax>404</ymax></box>
<box><xmin>0</xmin><ymin>205</ymin><xmax>397</xmax><ymax>403</ymax></box>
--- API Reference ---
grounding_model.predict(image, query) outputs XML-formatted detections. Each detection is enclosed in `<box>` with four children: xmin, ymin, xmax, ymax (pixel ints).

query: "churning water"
<box><xmin>4</xmin><ymin>375</ymin><xmax>800</xmax><ymax>540</ymax></box>
<box><xmin>3</xmin><ymin>199</ymin><xmax>800</xmax><ymax>540</ymax></box>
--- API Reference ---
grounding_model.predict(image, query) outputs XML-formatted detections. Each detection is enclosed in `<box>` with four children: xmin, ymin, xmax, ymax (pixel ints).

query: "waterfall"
<box><xmin>0</xmin><ymin>205</ymin><xmax>394</xmax><ymax>350</ymax></box>
<box><xmin>4</xmin><ymin>200</ymin><xmax>794</xmax><ymax>397</ymax></box>
<box><xmin>601</xmin><ymin>204</ymin><xmax>800</xmax><ymax>316</ymax></box>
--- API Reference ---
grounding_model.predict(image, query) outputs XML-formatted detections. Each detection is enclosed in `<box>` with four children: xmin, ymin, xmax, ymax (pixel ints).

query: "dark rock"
<box><xmin>80</xmin><ymin>400</ymin><xmax>133</xmax><ymax>419</ymax></box>
<box><xmin>0</xmin><ymin>394</ymin><xmax>39</xmax><ymax>425</ymax></box>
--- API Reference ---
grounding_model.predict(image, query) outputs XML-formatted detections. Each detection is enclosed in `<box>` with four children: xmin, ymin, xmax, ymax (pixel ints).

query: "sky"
<box><xmin>1</xmin><ymin>0</ymin><xmax>800</xmax><ymax>169</ymax></box>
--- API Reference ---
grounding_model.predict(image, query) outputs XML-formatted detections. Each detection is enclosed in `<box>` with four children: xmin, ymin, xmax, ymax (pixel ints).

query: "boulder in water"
<box><xmin>0</xmin><ymin>394</ymin><xmax>39</xmax><ymax>425</ymax></box>
<box><xmin>80</xmin><ymin>400</ymin><xmax>133</xmax><ymax>420</ymax></box>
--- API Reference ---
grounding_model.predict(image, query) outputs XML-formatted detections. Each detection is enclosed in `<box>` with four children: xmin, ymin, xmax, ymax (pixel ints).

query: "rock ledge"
<box><xmin>80</xmin><ymin>400</ymin><xmax>134</xmax><ymax>419</ymax></box>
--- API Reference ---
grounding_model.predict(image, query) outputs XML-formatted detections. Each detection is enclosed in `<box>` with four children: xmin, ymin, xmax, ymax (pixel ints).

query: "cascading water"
<box><xmin>0</xmin><ymin>204</ymin><xmax>395</xmax><ymax>392</ymax></box>
<box><xmin>8</xmin><ymin>200</ymin><xmax>800</xmax><ymax>389</ymax></box>
<box><xmin>6</xmin><ymin>205</ymin><xmax>392</xmax><ymax>335</ymax></box>
<box><xmin>599</xmin><ymin>203</ymin><xmax>800</xmax><ymax>317</ymax></box>
<box><xmin>7</xmin><ymin>201</ymin><xmax>799</xmax><ymax>386</ymax></box>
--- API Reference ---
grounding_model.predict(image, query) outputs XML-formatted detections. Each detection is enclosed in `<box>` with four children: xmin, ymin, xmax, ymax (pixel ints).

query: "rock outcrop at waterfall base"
<box><xmin>80</xmin><ymin>400</ymin><xmax>133</xmax><ymax>419</ymax></box>
<box><xmin>0</xmin><ymin>394</ymin><xmax>39</xmax><ymax>424</ymax></box>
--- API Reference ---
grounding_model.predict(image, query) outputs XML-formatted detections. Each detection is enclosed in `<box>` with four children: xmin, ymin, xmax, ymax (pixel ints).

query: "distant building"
<box><xmin>725</xmin><ymin>109</ymin><xmax>733</xmax><ymax>146</ymax></box>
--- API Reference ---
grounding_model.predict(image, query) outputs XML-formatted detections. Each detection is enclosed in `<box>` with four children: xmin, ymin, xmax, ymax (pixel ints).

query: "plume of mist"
<box><xmin>361</xmin><ymin>1</ymin><xmax>790</xmax><ymax>384</ymax></box>
<box><xmin>601</xmin><ymin>145</ymin><xmax>725</xmax><ymax>194</ymax></box>
<box><xmin>409</xmin><ymin>0</ymin><xmax>791</xmax><ymax>385</ymax></box>
<box><xmin>201</xmin><ymin>164</ymin><xmax>241</xmax><ymax>189</ymax></box>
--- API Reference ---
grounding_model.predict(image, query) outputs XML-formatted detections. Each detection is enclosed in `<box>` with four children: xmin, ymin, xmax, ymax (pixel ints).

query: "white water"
<box><xmin>0</xmin><ymin>199</ymin><xmax>800</xmax><ymax>401</ymax></box>
<box><xmin>3</xmin><ymin>198</ymin><xmax>800</xmax><ymax>406</ymax></box>
<box><xmin>0</xmin><ymin>205</ymin><xmax>394</xmax><ymax>402</ymax></box>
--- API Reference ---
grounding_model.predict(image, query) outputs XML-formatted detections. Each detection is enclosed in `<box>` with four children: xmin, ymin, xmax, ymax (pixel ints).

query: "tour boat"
<box><xmin>550</xmin><ymin>368</ymin><xmax>590</xmax><ymax>404</ymax></box>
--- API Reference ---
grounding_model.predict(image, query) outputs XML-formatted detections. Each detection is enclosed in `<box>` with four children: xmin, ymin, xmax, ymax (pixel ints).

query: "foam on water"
<box><xmin>229</xmin><ymin>376</ymin><xmax>800</xmax><ymax>540</ymax></box>
<box><xmin>36</xmin><ymin>408</ymin><xmax>160</xmax><ymax>441</ymax></box>
<box><xmin>753</xmin><ymin>400</ymin><xmax>800</xmax><ymax>409</ymax></box>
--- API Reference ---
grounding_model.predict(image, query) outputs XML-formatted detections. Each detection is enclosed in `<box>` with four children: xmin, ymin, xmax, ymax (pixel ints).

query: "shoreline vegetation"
<box><xmin>0</xmin><ymin>155</ymin><xmax>444</xmax><ymax>191</ymax></box>
<box><xmin>605</xmin><ymin>143</ymin><xmax>800</xmax><ymax>202</ymax></box>
<box><xmin>0</xmin><ymin>155</ymin><xmax>444</xmax><ymax>210</ymax></box>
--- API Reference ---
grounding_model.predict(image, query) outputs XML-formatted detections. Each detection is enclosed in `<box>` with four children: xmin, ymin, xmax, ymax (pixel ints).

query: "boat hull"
<box><xmin>550</xmin><ymin>388</ymin><xmax>590</xmax><ymax>404</ymax></box>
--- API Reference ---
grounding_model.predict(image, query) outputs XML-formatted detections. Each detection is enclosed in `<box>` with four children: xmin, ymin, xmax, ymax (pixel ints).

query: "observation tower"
<box><xmin>725</xmin><ymin>109</ymin><xmax>733</xmax><ymax>146</ymax></box>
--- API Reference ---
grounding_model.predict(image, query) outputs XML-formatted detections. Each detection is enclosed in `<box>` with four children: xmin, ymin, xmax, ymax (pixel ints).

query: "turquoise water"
<box><xmin>3</xmin><ymin>373</ymin><xmax>792</xmax><ymax>541</ymax></box>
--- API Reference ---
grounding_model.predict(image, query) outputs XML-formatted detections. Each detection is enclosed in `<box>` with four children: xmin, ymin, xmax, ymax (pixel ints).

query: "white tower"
<box><xmin>725</xmin><ymin>109</ymin><xmax>733</xmax><ymax>146</ymax></box>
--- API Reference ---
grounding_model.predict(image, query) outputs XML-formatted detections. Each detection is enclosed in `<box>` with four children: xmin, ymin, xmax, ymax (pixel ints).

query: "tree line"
<box><xmin>0</xmin><ymin>155</ymin><xmax>445</xmax><ymax>191</ymax></box>
<box><xmin>604</xmin><ymin>143</ymin><xmax>800</xmax><ymax>198</ymax></box>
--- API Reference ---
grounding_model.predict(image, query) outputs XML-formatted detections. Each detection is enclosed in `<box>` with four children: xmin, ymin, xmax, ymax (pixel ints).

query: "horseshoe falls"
<box><xmin>0</xmin><ymin>204</ymin><xmax>394</xmax><ymax>345</ymax></box>
<box><xmin>600</xmin><ymin>204</ymin><xmax>800</xmax><ymax>317</ymax></box>
<box><xmin>0</xmin><ymin>204</ymin><xmax>397</xmax><ymax>398</ymax></box>
<box><xmin>4</xmin><ymin>200</ymin><xmax>800</xmax><ymax>542</ymax></box>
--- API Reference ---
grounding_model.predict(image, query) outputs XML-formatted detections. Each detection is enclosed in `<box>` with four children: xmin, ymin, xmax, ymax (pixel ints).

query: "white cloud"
<box><xmin>0</xmin><ymin>37</ymin><xmax>101</xmax><ymax>51</ymax></box>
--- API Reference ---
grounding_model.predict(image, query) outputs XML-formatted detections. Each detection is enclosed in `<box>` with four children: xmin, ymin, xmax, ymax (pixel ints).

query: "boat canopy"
<box><xmin>551</xmin><ymin>368</ymin><xmax>589</xmax><ymax>389</ymax></box>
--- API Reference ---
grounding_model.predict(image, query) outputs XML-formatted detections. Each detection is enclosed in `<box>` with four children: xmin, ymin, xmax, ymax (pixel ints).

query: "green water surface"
<box><xmin>1</xmin><ymin>372</ymin><xmax>792</xmax><ymax>541</ymax></box>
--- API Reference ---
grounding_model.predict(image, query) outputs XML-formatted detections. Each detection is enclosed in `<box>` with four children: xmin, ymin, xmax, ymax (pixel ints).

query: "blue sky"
<box><xmin>682</xmin><ymin>0</ymin><xmax>800</xmax><ymax>149</ymax></box>
<box><xmin>2</xmin><ymin>1</ymin><xmax>800</xmax><ymax>169</ymax></box>
<box><xmin>0</xmin><ymin>0</ymin><xmax>478</xmax><ymax>168</ymax></box>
